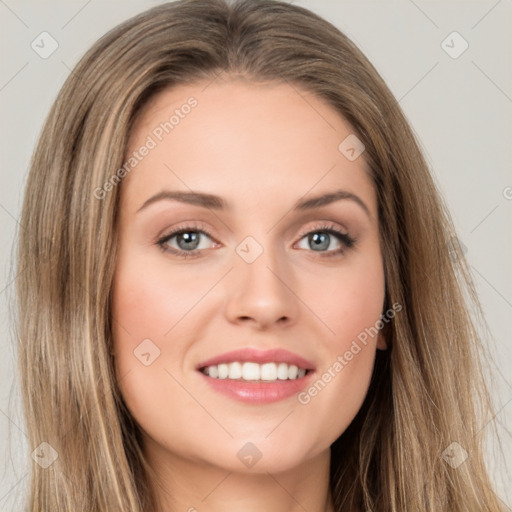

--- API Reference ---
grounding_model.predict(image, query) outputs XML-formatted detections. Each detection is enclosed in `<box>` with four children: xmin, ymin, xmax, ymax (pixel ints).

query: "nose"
<box><xmin>223</xmin><ymin>243</ymin><xmax>300</xmax><ymax>330</ymax></box>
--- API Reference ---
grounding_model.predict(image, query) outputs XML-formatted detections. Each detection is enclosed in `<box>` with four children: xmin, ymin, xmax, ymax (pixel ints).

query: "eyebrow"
<box><xmin>137</xmin><ymin>189</ymin><xmax>370</xmax><ymax>217</ymax></box>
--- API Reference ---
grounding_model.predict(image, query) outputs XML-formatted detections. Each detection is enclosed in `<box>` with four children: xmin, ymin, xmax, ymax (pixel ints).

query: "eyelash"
<box><xmin>156</xmin><ymin>221</ymin><xmax>356</xmax><ymax>260</ymax></box>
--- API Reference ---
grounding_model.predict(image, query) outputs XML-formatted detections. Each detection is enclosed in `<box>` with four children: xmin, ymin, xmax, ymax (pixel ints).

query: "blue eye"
<box><xmin>157</xmin><ymin>226</ymin><xmax>215</xmax><ymax>259</ymax></box>
<box><xmin>296</xmin><ymin>225</ymin><xmax>356</xmax><ymax>257</ymax></box>
<box><xmin>156</xmin><ymin>223</ymin><xmax>356</xmax><ymax>259</ymax></box>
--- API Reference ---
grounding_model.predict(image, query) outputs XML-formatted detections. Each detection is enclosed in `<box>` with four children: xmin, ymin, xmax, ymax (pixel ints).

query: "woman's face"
<box><xmin>112</xmin><ymin>78</ymin><xmax>386</xmax><ymax>474</ymax></box>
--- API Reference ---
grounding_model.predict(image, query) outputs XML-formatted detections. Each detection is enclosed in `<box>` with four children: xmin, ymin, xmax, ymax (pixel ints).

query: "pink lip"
<box><xmin>196</xmin><ymin>347</ymin><xmax>316</xmax><ymax>371</ymax></box>
<box><xmin>198</xmin><ymin>371</ymin><xmax>316</xmax><ymax>404</ymax></box>
<box><xmin>196</xmin><ymin>347</ymin><xmax>316</xmax><ymax>404</ymax></box>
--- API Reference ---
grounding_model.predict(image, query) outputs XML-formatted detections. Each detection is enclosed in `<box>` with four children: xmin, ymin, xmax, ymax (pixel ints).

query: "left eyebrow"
<box><xmin>293</xmin><ymin>189</ymin><xmax>370</xmax><ymax>218</ymax></box>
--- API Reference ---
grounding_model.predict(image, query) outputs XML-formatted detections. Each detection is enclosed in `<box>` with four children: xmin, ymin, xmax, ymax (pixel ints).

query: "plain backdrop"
<box><xmin>1</xmin><ymin>1</ymin><xmax>511</xmax><ymax>510</ymax></box>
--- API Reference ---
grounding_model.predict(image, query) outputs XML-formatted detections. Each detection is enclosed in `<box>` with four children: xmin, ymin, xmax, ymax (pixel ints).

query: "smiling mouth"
<box><xmin>199</xmin><ymin>361</ymin><xmax>312</xmax><ymax>382</ymax></box>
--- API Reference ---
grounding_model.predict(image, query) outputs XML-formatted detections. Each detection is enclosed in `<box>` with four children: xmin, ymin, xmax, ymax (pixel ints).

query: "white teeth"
<box><xmin>202</xmin><ymin>361</ymin><xmax>309</xmax><ymax>381</ymax></box>
<box><xmin>218</xmin><ymin>363</ymin><xmax>229</xmax><ymax>379</ymax></box>
<box><xmin>242</xmin><ymin>362</ymin><xmax>260</xmax><ymax>380</ymax></box>
<box><xmin>228</xmin><ymin>361</ymin><xmax>242</xmax><ymax>379</ymax></box>
<box><xmin>288</xmin><ymin>364</ymin><xmax>298</xmax><ymax>379</ymax></box>
<box><xmin>261</xmin><ymin>363</ymin><xmax>277</xmax><ymax>381</ymax></box>
<box><xmin>276</xmin><ymin>362</ymin><xmax>289</xmax><ymax>380</ymax></box>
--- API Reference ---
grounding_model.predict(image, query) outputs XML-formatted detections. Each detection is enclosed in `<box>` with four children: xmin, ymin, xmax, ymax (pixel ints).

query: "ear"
<box><xmin>376</xmin><ymin>331</ymin><xmax>388</xmax><ymax>350</ymax></box>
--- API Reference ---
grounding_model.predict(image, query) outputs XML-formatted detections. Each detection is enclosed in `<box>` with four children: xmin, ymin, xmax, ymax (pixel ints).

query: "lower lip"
<box><xmin>198</xmin><ymin>371</ymin><xmax>315</xmax><ymax>404</ymax></box>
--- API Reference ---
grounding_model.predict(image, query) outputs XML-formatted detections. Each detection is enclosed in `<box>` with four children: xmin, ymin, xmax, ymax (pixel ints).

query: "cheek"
<box><xmin>110</xmin><ymin>258</ymin><xmax>188</xmax><ymax>397</ymax></box>
<box><xmin>110</xmin><ymin>259</ymin><xmax>200</xmax><ymax>442</ymax></box>
<box><xmin>296</xmin><ymin>249</ymin><xmax>385</xmax><ymax>426</ymax></box>
<box><xmin>112</xmin><ymin>255</ymin><xmax>208</xmax><ymax>347</ymax></box>
<box><xmin>310</xmin><ymin>250</ymin><xmax>385</xmax><ymax>347</ymax></box>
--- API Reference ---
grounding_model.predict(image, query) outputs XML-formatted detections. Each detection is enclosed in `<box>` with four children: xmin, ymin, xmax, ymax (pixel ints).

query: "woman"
<box><xmin>16</xmin><ymin>0</ymin><xmax>505</xmax><ymax>510</ymax></box>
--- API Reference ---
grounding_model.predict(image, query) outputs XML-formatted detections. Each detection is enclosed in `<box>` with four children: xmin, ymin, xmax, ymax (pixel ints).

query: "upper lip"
<box><xmin>196</xmin><ymin>347</ymin><xmax>316</xmax><ymax>371</ymax></box>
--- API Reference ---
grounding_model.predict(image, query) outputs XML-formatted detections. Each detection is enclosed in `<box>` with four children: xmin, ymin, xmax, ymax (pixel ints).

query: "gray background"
<box><xmin>1</xmin><ymin>0</ymin><xmax>511</xmax><ymax>509</ymax></box>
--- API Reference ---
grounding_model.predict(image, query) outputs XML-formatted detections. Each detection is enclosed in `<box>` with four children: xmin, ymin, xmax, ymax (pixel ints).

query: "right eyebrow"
<box><xmin>137</xmin><ymin>190</ymin><xmax>228</xmax><ymax>213</ymax></box>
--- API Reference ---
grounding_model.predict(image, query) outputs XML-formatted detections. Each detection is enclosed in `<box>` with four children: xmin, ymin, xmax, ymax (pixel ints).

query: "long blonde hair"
<box><xmin>16</xmin><ymin>0</ymin><xmax>504</xmax><ymax>510</ymax></box>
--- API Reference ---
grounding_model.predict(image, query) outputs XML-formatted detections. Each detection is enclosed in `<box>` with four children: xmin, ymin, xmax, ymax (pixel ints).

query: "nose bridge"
<box><xmin>236</xmin><ymin>233</ymin><xmax>289</xmax><ymax>296</ymax></box>
<box><xmin>224</xmin><ymin>233</ymin><xmax>298</xmax><ymax>326</ymax></box>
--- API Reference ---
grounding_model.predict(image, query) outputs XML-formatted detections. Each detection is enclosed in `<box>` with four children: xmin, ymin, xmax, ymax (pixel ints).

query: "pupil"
<box><xmin>310</xmin><ymin>232</ymin><xmax>329</xmax><ymax>251</ymax></box>
<box><xmin>175</xmin><ymin>231</ymin><xmax>331</xmax><ymax>252</ymax></box>
<box><xmin>178</xmin><ymin>232</ymin><xmax>199</xmax><ymax>250</ymax></box>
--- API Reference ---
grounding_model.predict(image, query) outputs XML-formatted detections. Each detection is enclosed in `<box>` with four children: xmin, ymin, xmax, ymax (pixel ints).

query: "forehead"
<box><xmin>121</xmin><ymin>79</ymin><xmax>376</xmax><ymax>218</ymax></box>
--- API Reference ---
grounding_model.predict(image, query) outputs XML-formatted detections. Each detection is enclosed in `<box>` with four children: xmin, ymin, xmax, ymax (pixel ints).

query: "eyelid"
<box><xmin>295</xmin><ymin>220</ymin><xmax>350</xmax><ymax>240</ymax></box>
<box><xmin>294</xmin><ymin>221</ymin><xmax>356</xmax><ymax>257</ymax></box>
<box><xmin>156</xmin><ymin>220</ymin><xmax>356</xmax><ymax>258</ymax></box>
<box><xmin>156</xmin><ymin>221</ymin><xmax>216</xmax><ymax>243</ymax></box>
<box><xmin>155</xmin><ymin>221</ymin><xmax>219</xmax><ymax>258</ymax></box>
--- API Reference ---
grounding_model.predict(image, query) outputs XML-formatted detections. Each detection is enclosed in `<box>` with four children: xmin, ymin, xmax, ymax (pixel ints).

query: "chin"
<box><xmin>193</xmin><ymin>435</ymin><xmax>325</xmax><ymax>475</ymax></box>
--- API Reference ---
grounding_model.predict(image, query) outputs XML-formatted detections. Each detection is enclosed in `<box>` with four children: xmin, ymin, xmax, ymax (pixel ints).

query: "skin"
<box><xmin>112</xmin><ymin>77</ymin><xmax>387</xmax><ymax>512</ymax></box>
